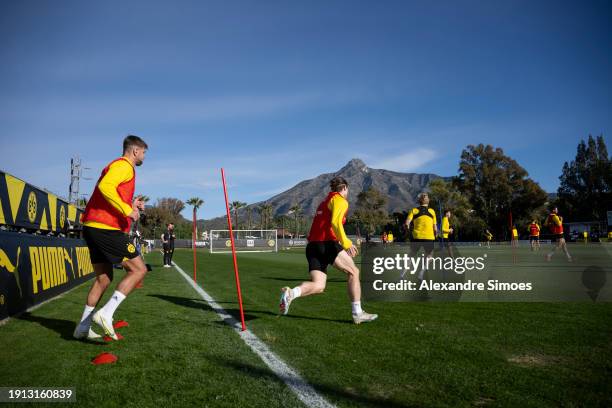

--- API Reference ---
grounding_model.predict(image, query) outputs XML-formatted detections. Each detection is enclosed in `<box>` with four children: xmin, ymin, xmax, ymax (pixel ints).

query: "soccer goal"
<box><xmin>209</xmin><ymin>229</ymin><xmax>278</xmax><ymax>253</ymax></box>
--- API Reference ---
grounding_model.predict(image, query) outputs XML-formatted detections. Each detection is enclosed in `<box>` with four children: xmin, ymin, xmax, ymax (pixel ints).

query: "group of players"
<box><xmin>73</xmin><ymin>135</ymin><xmax>576</xmax><ymax>340</ymax></box>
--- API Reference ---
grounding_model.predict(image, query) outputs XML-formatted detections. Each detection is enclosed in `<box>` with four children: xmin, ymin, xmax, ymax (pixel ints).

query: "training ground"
<box><xmin>1</xmin><ymin>245</ymin><xmax>611</xmax><ymax>407</ymax></box>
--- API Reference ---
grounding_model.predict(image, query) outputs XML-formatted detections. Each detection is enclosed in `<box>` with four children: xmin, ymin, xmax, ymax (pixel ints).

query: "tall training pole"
<box><xmin>192</xmin><ymin>207</ymin><xmax>197</xmax><ymax>282</ymax></box>
<box><xmin>221</xmin><ymin>168</ymin><xmax>247</xmax><ymax>331</ymax></box>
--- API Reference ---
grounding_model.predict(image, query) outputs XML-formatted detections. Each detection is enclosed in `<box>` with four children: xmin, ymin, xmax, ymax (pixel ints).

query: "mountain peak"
<box><xmin>341</xmin><ymin>158</ymin><xmax>368</xmax><ymax>172</ymax></box>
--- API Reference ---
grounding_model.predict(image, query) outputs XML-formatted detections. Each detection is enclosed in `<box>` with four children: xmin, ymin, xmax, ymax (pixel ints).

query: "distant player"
<box><xmin>544</xmin><ymin>206</ymin><xmax>572</xmax><ymax>262</ymax></box>
<box><xmin>387</xmin><ymin>231</ymin><xmax>394</xmax><ymax>243</ymax></box>
<box><xmin>279</xmin><ymin>177</ymin><xmax>378</xmax><ymax>324</ymax></box>
<box><xmin>405</xmin><ymin>192</ymin><xmax>437</xmax><ymax>280</ymax></box>
<box><xmin>583</xmin><ymin>230</ymin><xmax>588</xmax><ymax>245</ymax></box>
<box><xmin>528</xmin><ymin>220</ymin><xmax>540</xmax><ymax>251</ymax></box>
<box><xmin>511</xmin><ymin>225</ymin><xmax>519</xmax><ymax>248</ymax></box>
<box><xmin>162</xmin><ymin>223</ymin><xmax>176</xmax><ymax>267</ymax></box>
<box><xmin>73</xmin><ymin>135</ymin><xmax>148</xmax><ymax>340</ymax></box>
<box><xmin>484</xmin><ymin>229</ymin><xmax>493</xmax><ymax>249</ymax></box>
<box><xmin>440</xmin><ymin>210</ymin><xmax>454</xmax><ymax>256</ymax></box>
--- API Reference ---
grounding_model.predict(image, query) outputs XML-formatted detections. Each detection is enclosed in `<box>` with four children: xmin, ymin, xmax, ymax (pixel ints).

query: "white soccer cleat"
<box><xmin>92</xmin><ymin>311</ymin><xmax>118</xmax><ymax>340</ymax></box>
<box><xmin>352</xmin><ymin>311</ymin><xmax>378</xmax><ymax>325</ymax></box>
<box><xmin>279</xmin><ymin>286</ymin><xmax>293</xmax><ymax>315</ymax></box>
<box><xmin>73</xmin><ymin>326</ymin><xmax>102</xmax><ymax>340</ymax></box>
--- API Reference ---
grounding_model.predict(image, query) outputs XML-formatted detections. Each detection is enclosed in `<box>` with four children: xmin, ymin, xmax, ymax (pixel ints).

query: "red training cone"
<box><xmin>91</xmin><ymin>352</ymin><xmax>118</xmax><ymax>365</ymax></box>
<box><xmin>103</xmin><ymin>333</ymin><xmax>124</xmax><ymax>342</ymax></box>
<box><xmin>113</xmin><ymin>320</ymin><xmax>129</xmax><ymax>329</ymax></box>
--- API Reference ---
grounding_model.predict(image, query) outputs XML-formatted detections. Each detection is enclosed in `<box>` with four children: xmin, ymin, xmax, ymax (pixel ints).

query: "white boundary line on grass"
<box><xmin>171</xmin><ymin>261</ymin><xmax>335</xmax><ymax>408</ymax></box>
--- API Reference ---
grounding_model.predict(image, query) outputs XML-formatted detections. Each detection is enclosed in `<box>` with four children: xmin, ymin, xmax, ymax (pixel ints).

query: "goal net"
<box><xmin>209</xmin><ymin>229</ymin><xmax>278</xmax><ymax>253</ymax></box>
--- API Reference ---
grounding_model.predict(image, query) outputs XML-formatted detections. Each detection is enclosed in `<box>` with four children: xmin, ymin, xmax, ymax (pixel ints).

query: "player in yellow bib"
<box><xmin>405</xmin><ymin>192</ymin><xmax>437</xmax><ymax>280</ymax></box>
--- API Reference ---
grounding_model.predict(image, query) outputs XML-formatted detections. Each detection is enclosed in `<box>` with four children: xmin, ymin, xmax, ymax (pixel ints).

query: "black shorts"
<box><xmin>410</xmin><ymin>239</ymin><xmax>435</xmax><ymax>255</ymax></box>
<box><xmin>83</xmin><ymin>226</ymin><xmax>140</xmax><ymax>265</ymax></box>
<box><xmin>529</xmin><ymin>236</ymin><xmax>539</xmax><ymax>242</ymax></box>
<box><xmin>306</xmin><ymin>241</ymin><xmax>343</xmax><ymax>273</ymax></box>
<box><xmin>551</xmin><ymin>234</ymin><xmax>565</xmax><ymax>243</ymax></box>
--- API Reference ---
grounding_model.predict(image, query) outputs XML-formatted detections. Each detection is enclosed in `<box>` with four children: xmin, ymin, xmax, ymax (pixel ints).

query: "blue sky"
<box><xmin>1</xmin><ymin>1</ymin><xmax>610</xmax><ymax>218</ymax></box>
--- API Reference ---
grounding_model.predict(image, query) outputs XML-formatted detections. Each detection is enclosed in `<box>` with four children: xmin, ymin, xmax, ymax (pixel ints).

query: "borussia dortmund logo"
<box><xmin>59</xmin><ymin>206</ymin><xmax>66</xmax><ymax>229</ymax></box>
<box><xmin>127</xmin><ymin>244</ymin><xmax>136</xmax><ymax>254</ymax></box>
<box><xmin>27</xmin><ymin>192</ymin><xmax>37</xmax><ymax>223</ymax></box>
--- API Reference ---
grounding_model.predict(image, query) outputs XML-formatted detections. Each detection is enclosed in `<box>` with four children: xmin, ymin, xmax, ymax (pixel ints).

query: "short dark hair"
<box><xmin>329</xmin><ymin>176</ymin><xmax>348</xmax><ymax>192</ymax></box>
<box><xmin>123</xmin><ymin>135</ymin><xmax>148</xmax><ymax>153</ymax></box>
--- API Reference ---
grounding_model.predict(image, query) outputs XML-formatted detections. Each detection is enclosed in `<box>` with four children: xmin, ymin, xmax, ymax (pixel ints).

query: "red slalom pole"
<box><xmin>221</xmin><ymin>168</ymin><xmax>247</xmax><ymax>331</ymax></box>
<box><xmin>192</xmin><ymin>208</ymin><xmax>197</xmax><ymax>282</ymax></box>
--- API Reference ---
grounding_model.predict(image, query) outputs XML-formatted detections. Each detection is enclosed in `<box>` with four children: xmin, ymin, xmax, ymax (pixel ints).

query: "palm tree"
<box><xmin>230</xmin><ymin>201</ymin><xmax>247</xmax><ymax>229</ymax></box>
<box><xmin>289</xmin><ymin>204</ymin><xmax>302</xmax><ymax>238</ymax></box>
<box><xmin>258</xmin><ymin>203</ymin><xmax>273</xmax><ymax>229</ymax></box>
<box><xmin>186</xmin><ymin>197</ymin><xmax>204</xmax><ymax>281</ymax></box>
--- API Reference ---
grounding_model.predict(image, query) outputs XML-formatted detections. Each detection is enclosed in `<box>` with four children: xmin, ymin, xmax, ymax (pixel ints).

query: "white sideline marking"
<box><xmin>171</xmin><ymin>261</ymin><xmax>335</xmax><ymax>408</ymax></box>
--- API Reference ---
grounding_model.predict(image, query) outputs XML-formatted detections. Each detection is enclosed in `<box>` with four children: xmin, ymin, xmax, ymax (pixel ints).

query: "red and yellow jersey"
<box><xmin>529</xmin><ymin>223</ymin><xmax>540</xmax><ymax>236</ymax></box>
<box><xmin>545</xmin><ymin>213</ymin><xmax>563</xmax><ymax>235</ymax></box>
<box><xmin>308</xmin><ymin>192</ymin><xmax>352</xmax><ymax>249</ymax></box>
<box><xmin>82</xmin><ymin>157</ymin><xmax>135</xmax><ymax>232</ymax></box>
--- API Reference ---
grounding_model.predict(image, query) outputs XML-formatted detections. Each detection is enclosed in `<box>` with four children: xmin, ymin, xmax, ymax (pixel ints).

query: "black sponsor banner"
<box><xmin>0</xmin><ymin>231</ymin><xmax>95</xmax><ymax>320</ymax></box>
<box><xmin>0</xmin><ymin>170</ymin><xmax>84</xmax><ymax>233</ymax></box>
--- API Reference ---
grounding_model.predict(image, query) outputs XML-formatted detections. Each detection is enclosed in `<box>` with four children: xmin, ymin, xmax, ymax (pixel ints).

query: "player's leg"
<box><xmin>560</xmin><ymin>238</ymin><xmax>572</xmax><ymax>261</ymax></box>
<box><xmin>333</xmin><ymin>250</ymin><xmax>378</xmax><ymax>324</ymax></box>
<box><xmin>74</xmin><ymin>263</ymin><xmax>112</xmax><ymax>339</ymax></box>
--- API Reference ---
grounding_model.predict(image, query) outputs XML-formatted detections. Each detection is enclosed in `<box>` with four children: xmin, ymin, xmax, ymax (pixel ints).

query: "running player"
<box><xmin>279</xmin><ymin>177</ymin><xmax>378</xmax><ymax>324</ymax></box>
<box><xmin>405</xmin><ymin>192</ymin><xmax>437</xmax><ymax>280</ymax></box>
<box><xmin>544</xmin><ymin>206</ymin><xmax>572</xmax><ymax>262</ymax></box>
<box><xmin>528</xmin><ymin>220</ymin><xmax>540</xmax><ymax>251</ymax></box>
<box><xmin>73</xmin><ymin>135</ymin><xmax>148</xmax><ymax>340</ymax></box>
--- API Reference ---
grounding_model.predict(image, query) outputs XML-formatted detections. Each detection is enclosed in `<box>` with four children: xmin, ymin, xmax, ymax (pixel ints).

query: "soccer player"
<box><xmin>387</xmin><ymin>231</ymin><xmax>394</xmax><ymax>243</ymax></box>
<box><xmin>73</xmin><ymin>135</ymin><xmax>148</xmax><ymax>340</ymax></box>
<box><xmin>583</xmin><ymin>230</ymin><xmax>588</xmax><ymax>245</ymax></box>
<box><xmin>405</xmin><ymin>192</ymin><xmax>437</xmax><ymax>280</ymax></box>
<box><xmin>439</xmin><ymin>209</ymin><xmax>454</xmax><ymax>256</ymax></box>
<box><xmin>162</xmin><ymin>223</ymin><xmax>176</xmax><ymax>267</ymax></box>
<box><xmin>484</xmin><ymin>229</ymin><xmax>493</xmax><ymax>249</ymax></box>
<box><xmin>511</xmin><ymin>225</ymin><xmax>519</xmax><ymax>248</ymax></box>
<box><xmin>279</xmin><ymin>176</ymin><xmax>378</xmax><ymax>324</ymax></box>
<box><xmin>528</xmin><ymin>220</ymin><xmax>540</xmax><ymax>251</ymax></box>
<box><xmin>544</xmin><ymin>206</ymin><xmax>572</xmax><ymax>262</ymax></box>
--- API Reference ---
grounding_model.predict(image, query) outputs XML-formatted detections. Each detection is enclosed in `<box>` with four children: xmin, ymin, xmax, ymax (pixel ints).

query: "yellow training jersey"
<box><xmin>441</xmin><ymin>216</ymin><xmax>451</xmax><ymax>239</ymax></box>
<box><xmin>407</xmin><ymin>206</ymin><xmax>437</xmax><ymax>240</ymax></box>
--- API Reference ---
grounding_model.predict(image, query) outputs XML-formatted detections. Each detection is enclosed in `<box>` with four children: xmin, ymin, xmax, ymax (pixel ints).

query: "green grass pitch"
<box><xmin>0</xmin><ymin>246</ymin><xmax>611</xmax><ymax>407</ymax></box>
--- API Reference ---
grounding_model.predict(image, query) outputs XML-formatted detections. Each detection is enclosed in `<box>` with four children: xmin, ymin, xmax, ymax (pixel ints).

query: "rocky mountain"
<box><xmin>205</xmin><ymin>158</ymin><xmax>447</xmax><ymax>228</ymax></box>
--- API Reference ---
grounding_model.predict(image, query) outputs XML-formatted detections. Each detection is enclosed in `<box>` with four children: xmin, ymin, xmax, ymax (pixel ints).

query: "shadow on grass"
<box><xmin>148</xmin><ymin>294</ymin><xmax>260</xmax><ymax>324</ymax></box>
<box><xmin>16</xmin><ymin>312</ymin><xmax>89</xmax><ymax>342</ymax></box>
<box><xmin>207</xmin><ymin>354</ymin><xmax>416</xmax><ymax>408</ymax></box>
<box><xmin>260</xmin><ymin>276</ymin><xmax>346</xmax><ymax>283</ymax></box>
<box><xmin>148</xmin><ymin>294</ymin><xmax>350</xmax><ymax>325</ymax></box>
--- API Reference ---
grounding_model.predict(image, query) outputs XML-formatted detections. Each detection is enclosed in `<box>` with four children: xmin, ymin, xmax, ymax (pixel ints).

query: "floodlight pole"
<box><xmin>221</xmin><ymin>168</ymin><xmax>247</xmax><ymax>331</ymax></box>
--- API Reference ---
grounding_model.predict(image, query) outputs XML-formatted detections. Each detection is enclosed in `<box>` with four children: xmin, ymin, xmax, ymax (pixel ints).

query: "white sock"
<box><xmin>291</xmin><ymin>287</ymin><xmax>302</xmax><ymax>299</ymax></box>
<box><xmin>100</xmin><ymin>291</ymin><xmax>126</xmax><ymax>319</ymax></box>
<box><xmin>79</xmin><ymin>305</ymin><xmax>95</xmax><ymax>326</ymax></box>
<box><xmin>352</xmin><ymin>301</ymin><xmax>363</xmax><ymax>315</ymax></box>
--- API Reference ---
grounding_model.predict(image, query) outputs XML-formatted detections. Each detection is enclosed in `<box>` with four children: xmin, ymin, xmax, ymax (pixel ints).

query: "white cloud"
<box><xmin>370</xmin><ymin>148</ymin><xmax>438</xmax><ymax>172</ymax></box>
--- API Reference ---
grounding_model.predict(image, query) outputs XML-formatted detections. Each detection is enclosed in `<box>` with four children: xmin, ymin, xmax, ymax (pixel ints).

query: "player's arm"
<box><xmin>432</xmin><ymin>210</ymin><xmax>438</xmax><ymax>236</ymax></box>
<box><xmin>161</xmin><ymin>233</ymin><xmax>167</xmax><ymax>244</ymax></box>
<box><xmin>97</xmin><ymin>160</ymin><xmax>136</xmax><ymax>217</ymax></box>
<box><xmin>329</xmin><ymin>196</ymin><xmax>353</xmax><ymax>251</ymax></box>
<box><xmin>405</xmin><ymin>210</ymin><xmax>414</xmax><ymax>230</ymax></box>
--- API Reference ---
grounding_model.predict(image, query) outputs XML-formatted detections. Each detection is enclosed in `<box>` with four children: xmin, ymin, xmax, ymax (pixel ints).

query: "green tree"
<box><xmin>186</xmin><ymin>197</ymin><xmax>204</xmax><ymax>239</ymax></box>
<box><xmin>456</xmin><ymin>144</ymin><xmax>548</xmax><ymax>239</ymax></box>
<box><xmin>557</xmin><ymin>135</ymin><xmax>611</xmax><ymax>222</ymax></box>
<box><xmin>353</xmin><ymin>188</ymin><xmax>389</xmax><ymax>234</ymax></box>
<box><xmin>289</xmin><ymin>204</ymin><xmax>302</xmax><ymax>237</ymax></box>
<box><xmin>258</xmin><ymin>203</ymin><xmax>273</xmax><ymax>229</ymax></box>
<box><xmin>428</xmin><ymin>179</ymin><xmax>485</xmax><ymax>240</ymax></box>
<box><xmin>230</xmin><ymin>201</ymin><xmax>247</xmax><ymax>229</ymax></box>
